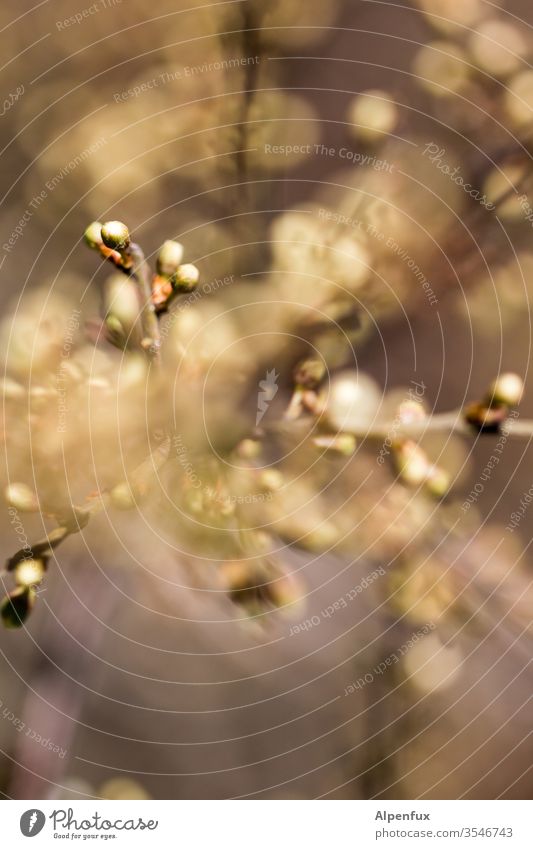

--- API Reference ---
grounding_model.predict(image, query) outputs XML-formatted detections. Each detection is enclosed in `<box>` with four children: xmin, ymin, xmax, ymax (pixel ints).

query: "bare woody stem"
<box><xmin>128</xmin><ymin>242</ymin><xmax>161</xmax><ymax>363</ymax></box>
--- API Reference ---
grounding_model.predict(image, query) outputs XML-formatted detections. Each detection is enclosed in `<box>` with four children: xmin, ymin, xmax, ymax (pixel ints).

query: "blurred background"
<box><xmin>0</xmin><ymin>0</ymin><xmax>532</xmax><ymax>800</ymax></box>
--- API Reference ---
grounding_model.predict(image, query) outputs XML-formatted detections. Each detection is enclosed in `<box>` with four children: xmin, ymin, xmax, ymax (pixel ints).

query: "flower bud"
<box><xmin>101</xmin><ymin>221</ymin><xmax>130</xmax><ymax>251</ymax></box>
<box><xmin>397</xmin><ymin>399</ymin><xmax>426</xmax><ymax>425</ymax></box>
<box><xmin>110</xmin><ymin>482</ymin><xmax>137</xmax><ymax>510</ymax></box>
<box><xmin>84</xmin><ymin>221</ymin><xmax>103</xmax><ymax>249</ymax></box>
<box><xmin>14</xmin><ymin>558</ymin><xmax>45</xmax><ymax>588</ymax></box>
<box><xmin>347</xmin><ymin>89</ymin><xmax>398</xmax><ymax>144</ymax></box>
<box><xmin>236</xmin><ymin>438</ymin><xmax>262</xmax><ymax>460</ymax></box>
<box><xmin>156</xmin><ymin>240</ymin><xmax>184</xmax><ymax>277</ymax></box>
<box><xmin>172</xmin><ymin>263</ymin><xmax>200</xmax><ymax>293</ymax></box>
<box><xmin>294</xmin><ymin>357</ymin><xmax>326</xmax><ymax>389</ymax></box>
<box><xmin>1</xmin><ymin>587</ymin><xmax>36</xmax><ymax>628</ymax></box>
<box><xmin>425</xmin><ymin>465</ymin><xmax>450</xmax><ymax>498</ymax></box>
<box><xmin>487</xmin><ymin>373</ymin><xmax>524</xmax><ymax>408</ymax></box>
<box><xmin>104</xmin><ymin>275</ymin><xmax>141</xmax><ymax>336</ymax></box>
<box><xmin>4</xmin><ymin>482</ymin><xmax>39</xmax><ymax>513</ymax></box>
<box><xmin>259</xmin><ymin>469</ymin><xmax>284</xmax><ymax>492</ymax></box>
<box><xmin>394</xmin><ymin>440</ymin><xmax>430</xmax><ymax>486</ymax></box>
<box><xmin>324</xmin><ymin>371</ymin><xmax>381</xmax><ymax>433</ymax></box>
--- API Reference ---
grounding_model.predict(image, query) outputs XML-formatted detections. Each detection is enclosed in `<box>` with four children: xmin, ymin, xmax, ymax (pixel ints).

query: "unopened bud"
<box><xmin>487</xmin><ymin>373</ymin><xmax>524</xmax><ymax>408</ymax></box>
<box><xmin>172</xmin><ymin>263</ymin><xmax>200</xmax><ymax>293</ymax></box>
<box><xmin>156</xmin><ymin>240</ymin><xmax>184</xmax><ymax>277</ymax></box>
<box><xmin>294</xmin><ymin>357</ymin><xmax>326</xmax><ymax>389</ymax></box>
<box><xmin>101</xmin><ymin>221</ymin><xmax>130</xmax><ymax>251</ymax></box>
<box><xmin>110</xmin><ymin>482</ymin><xmax>137</xmax><ymax>510</ymax></box>
<box><xmin>105</xmin><ymin>275</ymin><xmax>141</xmax><ymax>335</ymax></box>
<box><xmin>425</xmin><ymin>465</ymin><xmax>450</xmax><ymax>498</ymax></box>
<box><xmin>4</xmin><ymin>482</ymin><xmax>39</xmax><ymax>513</ymax></box>
<box><xmin>14</xmin><ymin>558</ymin><xmax>45</xmax><ymax>588</ymax></box>
<box><xmin>1</xmin><ymin>587</ymin><xmax>36</xmax><ymax>628</ymax></box>
<box><xmin>236</xmin><ymin>438</ymin><xmax>262</xmax><ymax>460</ymax></box>
<box><xmin>394</xmin><ymin>440</ymin><xmax>429</xmax><ymax>485</ymax></box>
<box><xmin>397</xmin><ymin>399</ymin><xmax>426</xmax><ymax>424</ymax></box>
<box><xmin>84</xmin><ymin>221</ymin><xmax>103</xmax><ymax>249</ymax></box>
<box><xmin>259</xmin><ymin>469</ymin><xmax>284</xmax><ymax>491</ymax></box>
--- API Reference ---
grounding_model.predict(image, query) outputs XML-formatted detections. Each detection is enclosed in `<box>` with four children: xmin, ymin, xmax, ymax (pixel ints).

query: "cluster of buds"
<box><xmin>464</xmin><ymin>373</ymin><xmax>524</xmax><ymax>432</ymax></box>
<box><xmin>84</xmin><ymin>220</ymin><xmax>200</xmax><ymax>355</ymax></box>
<box><xmin>285</xmin><ymin>357</ymin><xmax>326</xmax><ymax>420</ymax></box>
<box><xmin>393</xmin><ymin>439</ymin><xmax>450</xmax><ymax>498</ymax></box>
<box><xmin>219</xmin><ymin>559</ymin><xmax>303</xmax><ymax>619</ymax></box>
<box><xmin>151</xmin><ymin>240</ymin><xmax>200</xmax><ymax>313</ymax></box>
<box><xmin>84</xmin><ymin>220</ymin><xmax>133</xmax><ymax>270</ymax></box>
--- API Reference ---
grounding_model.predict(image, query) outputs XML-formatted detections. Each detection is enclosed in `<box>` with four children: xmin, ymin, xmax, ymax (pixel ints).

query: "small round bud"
<box><xmin>172</xmin><ymin>263</ymin><xmax>200</xmax><ymax>293</ymax></box>
<box><xmin>324</xmin><ymin>371</ymin><xmax>381</xmax><ymax>433</ymax></box>
<box><xmin>394</xmin><ymin>440</ymin><xmax>430</xmax><ymax>486</ymax></box>
<box><xmin>425</xmin><ymin>465</ymin><xmax>450</xmax><ymax>498</ymax></box>
<box><xmin>397</xmin><ymin>399</ymin><xmax>426</xmax><ymax>425</ymax></box>
<box><xmin>156</xmin><ymin>240</ymin><xmax>184</xmax><ymax>277</ymax></box>
<box><xmin>487</xmin><ymin>373</ymin><xmax>524</xmax><ymax>407</ymax></box>
<box><xmin>105</xmin><ymin>275</ymin><xmax>141</xmax><ymax>335</ymax></box>
<box><xmin>236</xmin><ymin>438</ymin><xmax>262</xmax><ymax>460</ymax></box>
<box><xmin>101</xmin><ymin>221</ymin><xmax>130</xmax><ymax>251</ymax></box>
<box><xmin>14</xmin><ymin>558</ymin><xmax>45</xmax><ymax>589</ymax></box>
<box><xmin>413</xmin><ymin>41</ymin><xmax>470</xmax><ymax>98</ymax></box>
<box><xmin>347</xmin><ymin>89</ymin><xmax>398</xmax><ymax>144</ymax></box>
<box><xmin>104</xmin><ymin>314</ymin><xmax>126</xmax><ymax>344</ymax></box>
<box><xmin>1</xmin><ymin>586</ymin><xmax>36</xmax><ymax>628</ymax></box>
<box><xmin>109</xmin><ymin>482</ymin><xmax>137</xmax><ymax>510</ymax></box>
<box><xmin>468</xmin><ymin>20</ymin><xmax>527</xmax><ymax>79</ymax></box>
<box><xmin>84</xmin><ymin>221</ymin><xmax>103</xmax><ymax>249</ymax></box>
<box><xmin>4</xmin><ymin>482</ymin><xmax>39</xmax><ymax>513</ymax></box>
<box><xmin>259</xmin><ymin>469</ymin><xmax>284</xmax><ymax>492</ymax></box>
<box><xmin>294</xmin><ymin>357</ymin><xmax>326</xmax><ymax>389</ymax></box>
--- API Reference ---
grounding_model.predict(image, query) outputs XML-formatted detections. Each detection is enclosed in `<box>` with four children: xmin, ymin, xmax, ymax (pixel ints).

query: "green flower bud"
<box><xmin>14</xmin><ymin>558</ymin><xmax>45</xmax><ymax>588</ymax></box>
<box><xmin>1</xmin><ymin>586</ymin><xmax>36</xmax><ymax>628</ymax></box>
<box><xmin>104</xmin><ymin>275</ymin><xmax>141</xmax><ymax>336</ymax></box>
<box><xmin>394</xmin><ymin>440</ymin><xmax>429</xmax><ymax>486</ymax></box>
<box><xmin>236</xmin><ymin>438</ymin><xmax>262</xmax><ymax>460</ymax></box>
<box><xmin>156</xmin><ymin>240</ymin><xmax>184</xmax><ymax>277</ymax></box>
<box><xmin>294</xmin><ymin>357</ymin><xmax>326</xmax><ymax>389</ymax></box>
<box><xmin>101</xmin><ymin>221</ymin><xmax>130</xmax><ymax>251</ymax></box>
<box><xmin>84</xmin><ymin>221</ymin><xmax>103</xmax><ymax>249</ymax></box>
<box><xmin>110</xmin><ymin>482</ymin><xmax>137</xmax><ymax>510</ymax></box>
<box><xmin>258</xmin><ymin>469</ymin><xmax>284</xmax><ymax>492</ymax></box>
<box><xmin>425</xmin><ymin>465</ymin><xmax>450</xmax><ymax>499</ymax></box>
<box><xmin>172</xmin><ymin>263</ymin><xmax>200</xmax><ymax>293</ymax></box>
<box><xmin>4</xmin><ymin>482</ymin><xmax>39</xmax><ymax>513</ymax></box>
<box><xmin>487</xmin><ymin>373</ymin><xmax>524</xmax><ymax>408</ymax></box>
